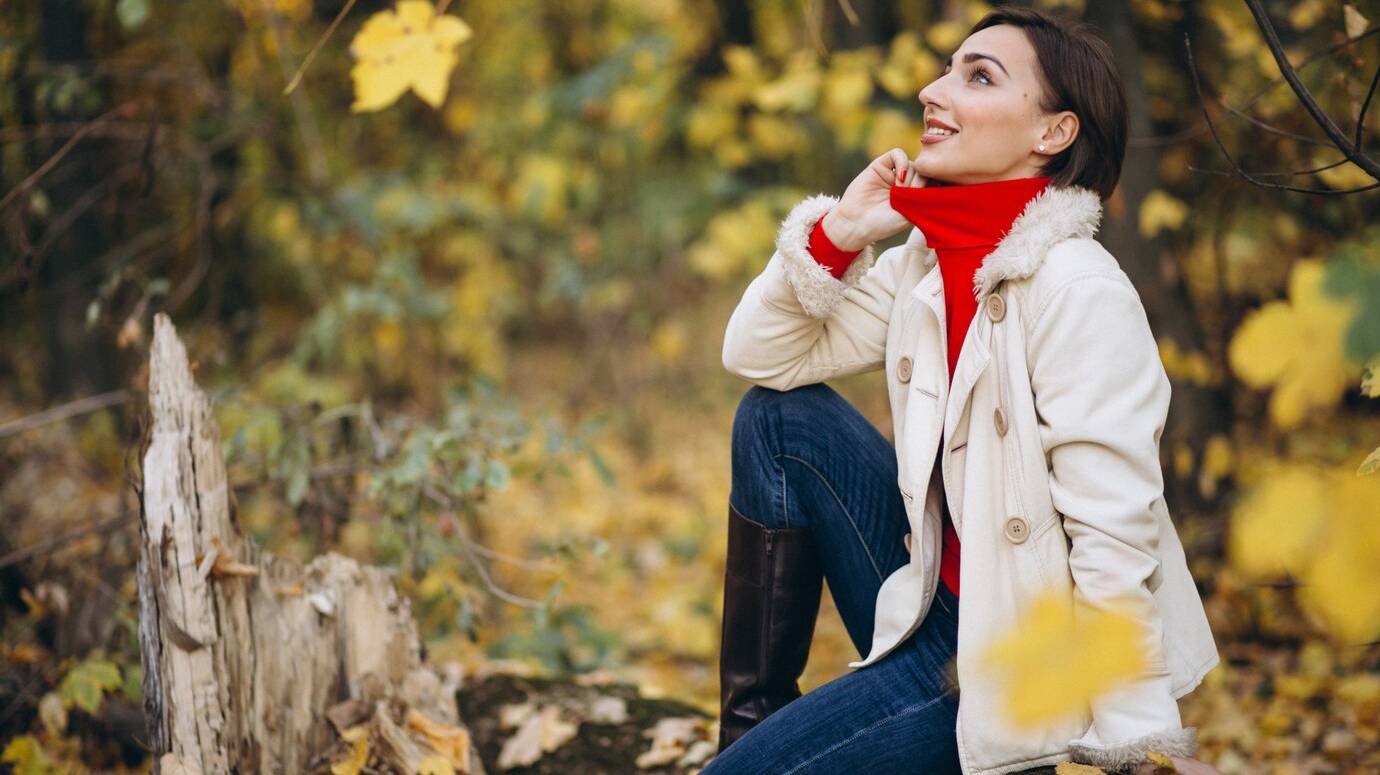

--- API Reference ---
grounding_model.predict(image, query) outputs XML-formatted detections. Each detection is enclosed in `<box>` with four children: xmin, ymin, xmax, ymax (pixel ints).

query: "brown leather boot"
<box><xmin>717</xmin><ymin>501</ymin><xmax>824</xmax><ymax>753</ymax></box>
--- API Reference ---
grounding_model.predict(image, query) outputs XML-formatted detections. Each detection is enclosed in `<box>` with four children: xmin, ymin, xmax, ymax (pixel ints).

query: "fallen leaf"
<box><xmin>406</xmin><ymin>708</ymin><xmax>474</xmax><ymax>773</ymax></box>
<box><xmin>496</xmin><ymin>703</ymin><xmax>578</xmax><ymax>769</ymax></box>
<box><xmin>637</xmin><ymin>717</ymin><xmax>705</xmax><ymax>769</ymax></box>
<box><xmin>586</xmin><ymin>695</ymin><xmax>629</xmax><ymax>724</ymax></box>
<box><xmin>329</xmin><ymin>736</ymin><xmax>369</xmax><ymax>775</ymax></box>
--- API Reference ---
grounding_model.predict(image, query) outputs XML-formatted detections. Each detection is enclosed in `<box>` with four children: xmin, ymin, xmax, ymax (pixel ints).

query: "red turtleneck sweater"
<box><xmin>807</xmin><ymin>175</ymin><xmax>1053</xmax><ymax>598</ymax></box>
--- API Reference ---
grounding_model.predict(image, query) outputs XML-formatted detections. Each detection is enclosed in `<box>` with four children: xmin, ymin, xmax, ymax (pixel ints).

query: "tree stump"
<box><xmin>136</xmin><ymin>313</ymin><xmax>479</xmax><ymax>774</ymax></box>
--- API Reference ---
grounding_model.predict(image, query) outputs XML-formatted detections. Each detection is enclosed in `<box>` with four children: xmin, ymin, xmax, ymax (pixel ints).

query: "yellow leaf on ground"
<box><xmin>329</xmin><ymin>736</ymin><xmax>368</xmax><ymax>775</ymax></box>
<box><xmin>406</xmin><ymin>708</ymin><xmax>474</xmax><ymax>772</ymax></box>
<box><xmin>495</xmin><ymin>703</ymin><xmax>578</xmax><ymax>769</ymax></box>
<box><xmin>417</xmin><ymin>755</ymin><xmax>455</xmax><ymax>775</ymax></box>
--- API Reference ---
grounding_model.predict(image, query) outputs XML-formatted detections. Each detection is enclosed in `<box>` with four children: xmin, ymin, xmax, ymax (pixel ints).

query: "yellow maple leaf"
<box><xmin>349</xmin><ymin>1</ymin><xmax>472</xmax><ymax>112</ymax></box>
<box><xmin>1295</xmin><ymin>472</ymin><xmax>1380</xmax><ymax>643</ymax></box>
<box><xmin>1231</xmin><ymin>462</ymin><xmax>1380</xmax><ymax>644</ymax></box>
<box><xmin>980</xmin><ymin>587</ymin><xmax>1149</xmax><ymax>728</ymax></box>
<box><xmin>1226</xmin><ymin>259</ymin><xmax>1359</xmax><ymax>429</ymax></box>
<box><xmin>1228</xmin><ymin>464</ymin><xmax>1330</xmax><ymax>579</ymax></box>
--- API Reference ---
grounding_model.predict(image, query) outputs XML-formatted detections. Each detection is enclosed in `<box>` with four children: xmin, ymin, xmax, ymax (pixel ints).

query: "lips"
<box><xmin>923</xmin><ymin>117</ymin><xmax>958</xmax><ymax>144</ymax></box>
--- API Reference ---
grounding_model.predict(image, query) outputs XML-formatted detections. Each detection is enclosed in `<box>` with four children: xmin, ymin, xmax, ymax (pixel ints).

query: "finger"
<box><xmin>890</xmin><ymin>148</ymin><xmax>909</xmax><ymax>183</ymax></box>
<box><xmin>906</xmin><ymin>161</ymin><xmax>921</xmax><ymax>187</ymax></box>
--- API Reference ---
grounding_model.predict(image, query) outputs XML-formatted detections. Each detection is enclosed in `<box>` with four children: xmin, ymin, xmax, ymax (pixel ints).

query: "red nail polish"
<box><xmin>900</xmin><ymin>169</ymin><xmax>907</xmax><ymax>182</ymax></box>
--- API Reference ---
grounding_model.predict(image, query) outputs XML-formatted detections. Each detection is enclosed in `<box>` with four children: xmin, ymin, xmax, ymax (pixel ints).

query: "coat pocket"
<box><xmin>1026</xmin><ymin>510</ymin><xmax>1072</xmax><ymax>593</ymax></box>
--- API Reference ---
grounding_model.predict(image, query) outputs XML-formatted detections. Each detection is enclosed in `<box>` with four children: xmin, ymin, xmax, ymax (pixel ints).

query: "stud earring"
<box><xmin>1038</xmin><ymin>144</ymin><xmax>1046</xmax><ymax>152</ymax></box>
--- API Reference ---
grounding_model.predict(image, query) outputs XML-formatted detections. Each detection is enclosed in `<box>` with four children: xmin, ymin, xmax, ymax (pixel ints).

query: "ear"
<box><xmin>1039</xmin><ymin>110</ymin><xmax>1079</xmax><ymax>155</ymax></box>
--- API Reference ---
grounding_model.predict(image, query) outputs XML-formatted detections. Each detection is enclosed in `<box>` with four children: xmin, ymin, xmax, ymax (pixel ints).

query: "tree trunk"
<box><xmin>136</xmin><ymin>312</ymin><xmax>478</xmax><ymax>774</ymax></box>
<box><xmin>1082</xmin><ymin>1</ymin><xmax>1229</xmax><ymax>516</ymax></box>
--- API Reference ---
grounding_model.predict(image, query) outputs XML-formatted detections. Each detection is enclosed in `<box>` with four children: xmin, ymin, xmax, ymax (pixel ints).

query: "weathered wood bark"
<box><xmin>137</xmin><ymin>312</ymin><xmax>473</xmax><ymax>774</ymax></box>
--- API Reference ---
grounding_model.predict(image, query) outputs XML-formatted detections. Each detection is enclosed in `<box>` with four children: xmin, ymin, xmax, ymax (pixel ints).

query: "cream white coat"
<box><xmin>720</xmin><ymin>185</ymin><xmax>1220</xmax><ymax>775</ymax></box>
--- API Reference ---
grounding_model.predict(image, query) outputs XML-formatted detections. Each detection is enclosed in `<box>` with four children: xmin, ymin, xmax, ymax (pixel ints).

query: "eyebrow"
<box><xmin>944</xmin><ymin>52</ymin><xmax>1009</xmax><ymax>78</ymax></box>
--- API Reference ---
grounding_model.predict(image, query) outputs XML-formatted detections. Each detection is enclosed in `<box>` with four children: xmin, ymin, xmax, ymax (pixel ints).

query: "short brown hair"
<box><xmin>967</xmin><ymin>7</ymin><xmax>1128</xmax><ymax>199</ymax></box>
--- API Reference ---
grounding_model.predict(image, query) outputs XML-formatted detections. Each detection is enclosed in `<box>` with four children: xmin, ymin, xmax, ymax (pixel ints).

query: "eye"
<box><xmin>971</xmin><ymin>67</ymin><xmax>993</xmax><ymax>85</ymax></box>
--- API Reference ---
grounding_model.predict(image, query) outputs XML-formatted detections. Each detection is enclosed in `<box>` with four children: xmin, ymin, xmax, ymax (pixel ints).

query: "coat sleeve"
<box><xmin>1025</xmin><ymin>274</ymin><xmax>1197</xmax><ymax>773</ymax></box>
<box><xmin>721</xmin><ymin>193</ymin><xmax>905</xmax><ymax>391</ymax></box>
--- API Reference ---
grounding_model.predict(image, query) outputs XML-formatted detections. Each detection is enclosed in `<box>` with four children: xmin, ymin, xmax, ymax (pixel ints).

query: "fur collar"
<box><xmin>773</xmin><ymin>184</ymin><xmax>1103</xmax><ymax>320</ymax></box>
<box><xmin>903</xmin><ymin>183</ymin><xmax>1104</xmax><ymax>301</ymax></box>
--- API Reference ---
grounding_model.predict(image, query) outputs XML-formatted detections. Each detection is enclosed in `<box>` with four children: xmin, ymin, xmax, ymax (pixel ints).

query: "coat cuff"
<box><xmin>777</xmin><ymin>193</ymin><xmax>876</xmax><ymax>319</ymax></box>
<box><xmin>1067</xmin><ymin>726</ymin><xmax>1197</xmax><ymax>773</ymax></box>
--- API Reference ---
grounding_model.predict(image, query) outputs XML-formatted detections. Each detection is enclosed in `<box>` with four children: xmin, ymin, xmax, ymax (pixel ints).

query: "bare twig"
<box><xmin>0</xmin><ymin>510</ymin><xmax>131</xmax><ymax>571</ymax></box>
<box><xmin>2</xmin><ymin>162</ymin><xmax>146</xmax><ymax>289</ymax></box>
<box><xmin>0</xmin><ymin>390</ymin><xmax>131</xmax><ymax>440</ymax></box>
<box><xmin>0</xmin><ymin>100</ymin><xmax>144</xmax><ymax>213</ymax></box>
<box><xmin>0</xmin><ymin>120</ymin><xmax>163</xmax><ymax>144</ymax></box>
<box><xmin>258</xmin><ymin>0</ymin><xmax>329</xmax><ymax>186</ymax></box>
<box><xmin>1242</xmin><ymin>0</ymin><xmax>1380</xmax><ymax>180</ymax></box>
<box><xmin>1217</xmin><ymin>97</ymin><xmax>1333</xmax><ymax>147</ymax></box>
<box><xmin>1355</xmin><ymin>61</ymin><xmax>1380</xmax><ymax>149</ymax></box>
<box><xmin>1130</xmin><ymin>24</ymin><xmax>1380</xmax><ymax>149</ymax></box>
<box><xmin>422</xmin><ymin>485</ymin><xmax>549</xmax><ymax>608</ymax></box>
<box><xmin>283</xmin><ymin>0</ymin><xmax>361</xmax><ymax>96</ymax></box>
<box><xmin>1183</xmin><ymin>34</ymin><xmax>1380</xmax><ymax>194</ymax></box>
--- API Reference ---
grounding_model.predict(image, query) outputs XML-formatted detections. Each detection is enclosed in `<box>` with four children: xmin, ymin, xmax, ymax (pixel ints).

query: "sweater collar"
<box><xmin>890</xmin><ymin>175</ymin><xmax>1053</xmax><ymax>251</ymax></box>
<box><xmin>895</xmin><ymin>179</ymin><xmax>1105</xmax><ymax>302</ymax></box>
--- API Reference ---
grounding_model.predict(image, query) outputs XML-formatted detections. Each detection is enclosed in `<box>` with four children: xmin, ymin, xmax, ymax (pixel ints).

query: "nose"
<box><xmin>917</xmin><ymin>74</ymin><xmax>948</xmax><ymax>113</ymax></box>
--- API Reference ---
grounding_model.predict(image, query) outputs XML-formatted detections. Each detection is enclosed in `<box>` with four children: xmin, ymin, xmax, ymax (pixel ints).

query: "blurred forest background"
<box><xmin>2</xmin><ymin>0</ymin><xmax>1380</xmax><ymax>772</ymax></box>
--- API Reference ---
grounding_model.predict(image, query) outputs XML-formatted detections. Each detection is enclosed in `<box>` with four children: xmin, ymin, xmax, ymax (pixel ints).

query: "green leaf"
<box><xmin>58</xmin><ymin>657</ymin><xmax>122</xmax><ymax>714</ymax></box>
<box><xmin>1</xmin><ymin>735</ymin><xmax>58</xmax><ymax>775</ymax></box>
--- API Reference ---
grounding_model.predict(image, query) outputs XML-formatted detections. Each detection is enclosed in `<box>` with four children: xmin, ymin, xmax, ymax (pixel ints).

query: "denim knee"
<box><xmin>730</xmin><ymin>384</ymin><xmax>844</xmax><ymax>526</ymax></box>
<box><xmin>731</xmin><ymin>383</ymin><xmax>839</xmax><ymax>455</ymax></box>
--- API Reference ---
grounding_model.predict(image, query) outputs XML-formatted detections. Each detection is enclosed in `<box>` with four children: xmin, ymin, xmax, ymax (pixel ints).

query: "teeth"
<box><xmin>926</xmin><ymin>127</ymin><xmax>956</xmax><ymax>136</ymax></box>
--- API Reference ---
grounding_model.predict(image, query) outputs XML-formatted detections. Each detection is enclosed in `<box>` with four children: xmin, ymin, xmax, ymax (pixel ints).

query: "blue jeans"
<box><xmin>704</xmin><ymin>383</ymin><xmax>962</xmax><ymax>775</ymax></box>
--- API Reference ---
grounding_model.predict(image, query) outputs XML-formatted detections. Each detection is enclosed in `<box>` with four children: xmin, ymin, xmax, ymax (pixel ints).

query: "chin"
<box><xmin>915</xmin><ymin>156</ymin><xmax>1003</xmax><ymax>186</ymax></box>
<box><xmin>913</xmin><ymin>160</ymin><xmax>962</xmax><ymax>186</ymax></box>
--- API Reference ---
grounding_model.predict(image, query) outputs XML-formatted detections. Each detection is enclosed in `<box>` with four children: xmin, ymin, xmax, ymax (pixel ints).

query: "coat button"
<box><xmin>897</xmin><ymin>356</ymin><xmax>912</xmax><ymax>383</ymax></box>
<box><xmin>985</xmin><ymin>294</ymin><xmax>1006</xmax><ymax>322</ymax></box>
<box><xmin>993</xmin><ymin>406</ymin><xmax>1008</xmax><ymax>437</ymax></box>
<box><xmin>903</xmin><ymin>532</ymin><xmax>912</xmax><ymax>554</ymax></box>
<box><xmin>1003</xmin><ymin>516</ymin><xmax>1029</xmax><ymax>544</ymax></box>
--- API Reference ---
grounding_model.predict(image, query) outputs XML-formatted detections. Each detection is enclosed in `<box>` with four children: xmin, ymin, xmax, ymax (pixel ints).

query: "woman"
<box><xmin>709</xmin><ymin>8</ymin><xmax>1222</xmax><ymax>775</ymax></box>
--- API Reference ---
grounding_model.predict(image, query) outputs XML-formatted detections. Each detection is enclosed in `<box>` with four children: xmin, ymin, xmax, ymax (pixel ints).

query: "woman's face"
<box><xmin>914</xmin><ymin>24</ymin><xmax>1077</xmax><ymax>185</ymax></box>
